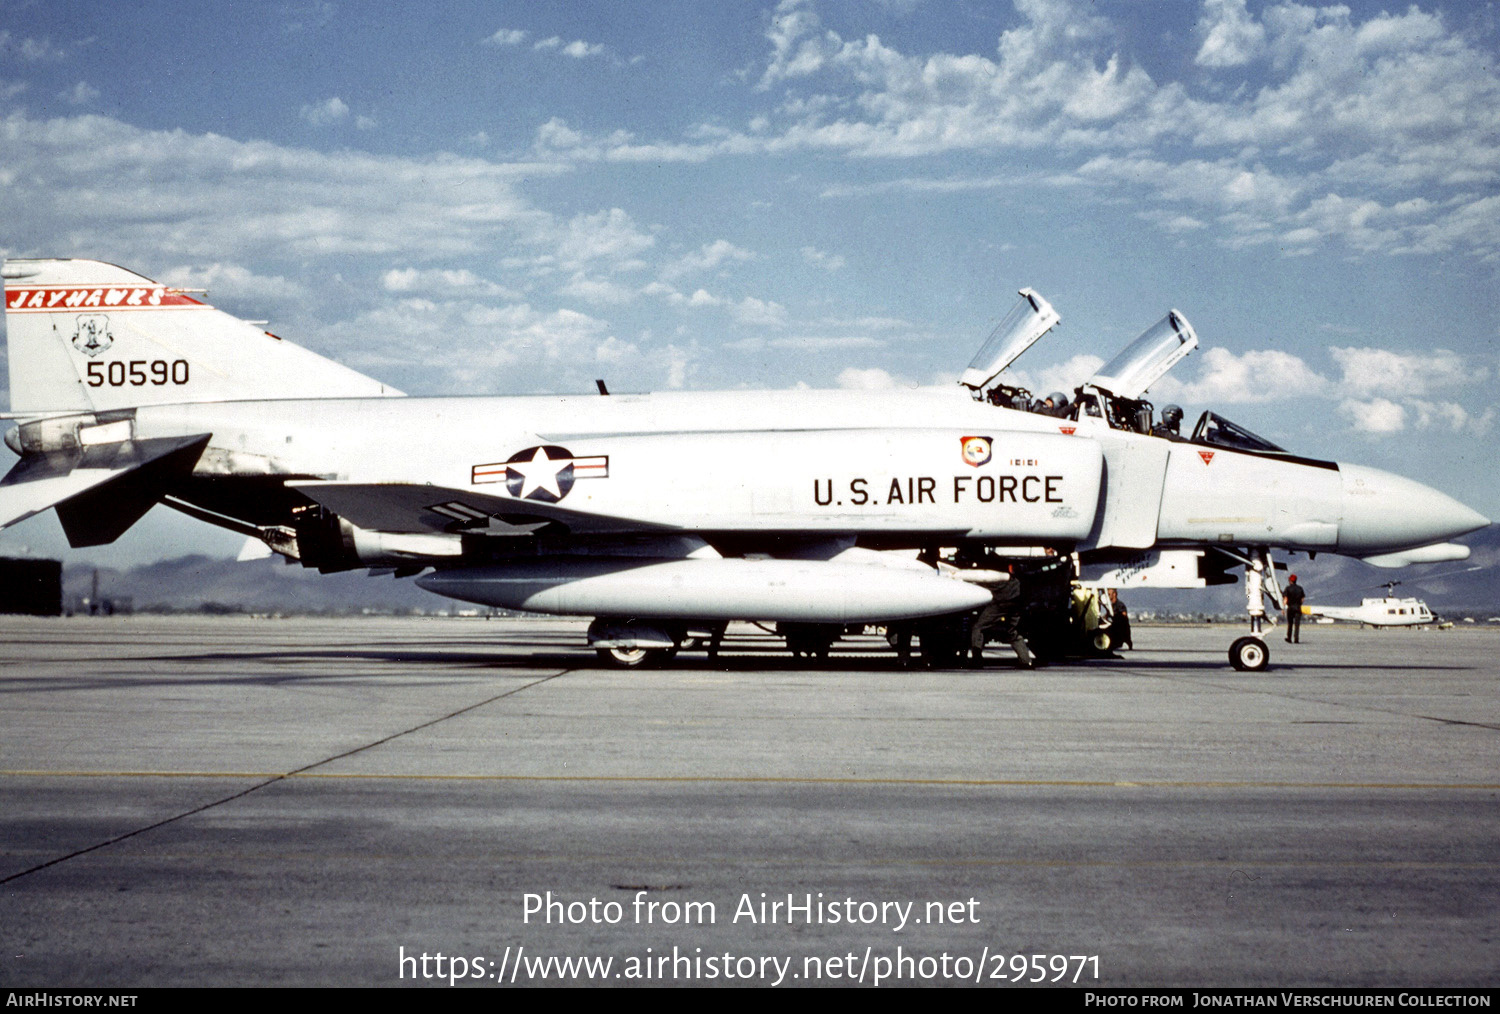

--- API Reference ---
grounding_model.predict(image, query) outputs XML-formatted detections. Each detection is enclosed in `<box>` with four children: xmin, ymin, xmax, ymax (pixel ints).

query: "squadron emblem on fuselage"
<box><xmin>960</xmin><ymin>435</ymin><xmax>993</xmax><ymax>467</ymax></box>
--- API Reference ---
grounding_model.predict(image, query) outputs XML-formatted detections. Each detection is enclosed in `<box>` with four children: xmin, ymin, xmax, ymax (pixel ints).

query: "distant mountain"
<box><xmin>61</xmin><ymin>525</ymin><xmax>1500</xmax><ymax>617</ymax></box>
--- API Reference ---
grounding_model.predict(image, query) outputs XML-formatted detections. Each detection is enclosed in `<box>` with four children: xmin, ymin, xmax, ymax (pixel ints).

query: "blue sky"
<box><xmin>1</xmin><ymin>0</ymin><xmax>1497</xmax><ymax>566</ymax></box>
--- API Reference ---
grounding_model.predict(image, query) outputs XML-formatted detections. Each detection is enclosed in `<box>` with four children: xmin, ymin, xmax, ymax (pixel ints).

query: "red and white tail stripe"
<box><xmin>5</xmin><ymin>286</ymin><xmax>204</xmax><ymax>312</ymax></box>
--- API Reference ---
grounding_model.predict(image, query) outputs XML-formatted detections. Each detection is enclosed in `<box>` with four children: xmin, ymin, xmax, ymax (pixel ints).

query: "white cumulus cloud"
<box><xmin>552</xmin><ymin>208</ymin><xmax>656</xmax><ymax>272</ymax></box>
<box><xmin>661</xmin><ymin>239</ymin><xmax>755</xmax><ymax>280</ymax></box>
<box><xmin>836</xmin><ymin>366</ymin><xmax>901</xmax><ymax>390</ymax></box>
<box><xmin>800</xmin><ymin>246</ymin><xmax>845</xmax><ymax>272</ymax></box>
<box><xmin>614</xmin><ymin>0</ymin><xmax>1500</xmax><ymax>263</ymax></box>
<box><xmin>534</xmin><ymin>37</ymin><xmax>607</xmax><ymax>59</ymax></box>
<box><xmin>1408</xmin><ymin>399</ymin><xmax>1495</xmax><ymax>435</ymax></box>
<box><xmin>1156</xmin><ymin>347</ymin><xmax>1330</xmax><ymax>405</ymax></box>
<box><xmin>158</xmin><ymin>263</ymin><xmax>309</xmax><ymax>305</ymax></box>
<box><xmin>1328</xmin><ymin>347</ymin><xmax>1481</xmax><ymax>398</ymax></box>
<box><xmin>484</xmin><ymin>29</ymin><xmax>527</xmax><ymax>47</ymax></box>
<box><xmin>733</xmin><ymin>296</ymin><xmax>788</xmax><ymax>328</ymax></box>
<box><xmin>380</xmin><ymin>267</ymin><xmax>515</xmax><ymax>298</ymax></box>
<box><xmin>1195</xmin><ymin>0</ymin><xmax>1267</xmax><ymax>68</ymax></box>
<box><xmin>299</xmin><ymin>96</ymin><xmax>349</xmax><ymax>126</ymax></box>
<box><xmin>59</xmin><ymin>81</ymin><xmax>99</xmax><ymax>106</ymax></box>
<box><xmin>1340</xmin><ymin>397</ymin><xmax>1407</xmax><ymax>434</ymax></box>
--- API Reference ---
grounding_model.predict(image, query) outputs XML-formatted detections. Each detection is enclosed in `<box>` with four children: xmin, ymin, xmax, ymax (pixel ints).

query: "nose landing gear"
<box><xmin>1228</xmin><ymin>635</ymin><xmax>1269</xmax><ymax>671</ymax></box>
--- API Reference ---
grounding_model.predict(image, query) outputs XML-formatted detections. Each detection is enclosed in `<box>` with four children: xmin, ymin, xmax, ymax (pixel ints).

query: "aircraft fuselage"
<box><xmin>116</xmin><ymin>388</ymin><xmax>1486</xmax><ymax>558</ymax></box>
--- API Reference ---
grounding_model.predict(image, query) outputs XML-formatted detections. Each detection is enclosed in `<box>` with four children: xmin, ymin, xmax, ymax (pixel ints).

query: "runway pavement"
<box><xmin>0</xmin><ymin>615</ymin><xmax>1495</xmax><ymax>988</ymax></box>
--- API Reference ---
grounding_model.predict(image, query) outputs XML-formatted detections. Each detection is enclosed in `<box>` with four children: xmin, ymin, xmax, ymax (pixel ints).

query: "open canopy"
<box><xmin>959</xmin><ymin>288</ymin><xmax>1060</xmax><ymax>393</ymax></box>
<box><xmin>1085</xmin><ymin>310</ymin><xmax>1198</xmax><ymax>400</ymax></box>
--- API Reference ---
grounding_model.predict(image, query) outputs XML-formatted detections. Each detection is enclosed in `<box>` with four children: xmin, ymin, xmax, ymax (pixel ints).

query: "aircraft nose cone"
<box><xmin>1337</xmin><ymin>463</ymin><xmax>1490</xmax><ymax>554</ymax></box>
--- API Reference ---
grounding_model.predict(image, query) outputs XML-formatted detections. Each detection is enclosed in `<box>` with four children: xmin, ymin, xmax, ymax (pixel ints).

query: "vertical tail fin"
<box><xmin>3</xmin><ymin>258</ymin><xmax>401</xmax><ymax>415</ymax></box>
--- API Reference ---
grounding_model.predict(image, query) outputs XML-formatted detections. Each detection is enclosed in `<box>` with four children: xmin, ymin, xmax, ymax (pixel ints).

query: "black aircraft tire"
<box><xmin>916</xmin><ymin>620</ymin><xmax>966</xmax><ymax>669</ymax></box>
<box><xmin>1028</xmin><ymin>633</ymin><xmax>1064</xmax><ymax>663</ymax></box>
<box><xmin>1229</xmin><ymin>636</ymin><xmax>1269</xmax><ymax>672</ymax></box>
<box><xmin>916</xmin><ymin>628</ymin><xmax>960</xmax><ymax>667</ymax></box>
<box><xmin>780</xmin><ymin>623</ymin><xmax>840</xmax><ymax>661</ymax></box>
<box><xmin>597</xmin><ymin>646</ymin><xmax>676</xmax><ymax>669</ymax></box>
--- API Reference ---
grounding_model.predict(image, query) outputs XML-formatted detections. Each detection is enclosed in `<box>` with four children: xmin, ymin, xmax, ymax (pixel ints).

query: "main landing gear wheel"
<box><xmin>596</xmin><ymin>645</ymin><xmax>677</xmax><ymax>669</ymax></box>
<box><xmin>1228</xmin><ymin>636</ymin><xmax>1269</xmax><ymax>671</ymax></box>
<box><xmin>914</xmin><ymin>616</ymin><xmax>967</xmax><ymax>669</ymax></box>
<box><xmin>779</xmin><ymin>623</ymin><xmax>840</xmax><ymax>661</ymax></box>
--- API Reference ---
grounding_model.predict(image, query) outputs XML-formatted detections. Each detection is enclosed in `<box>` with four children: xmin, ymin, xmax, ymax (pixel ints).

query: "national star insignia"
<box><xmin>471</xmin><ymin>444</ymin><xmax>608</xmax><ymax>502</ymax></box>
<box><xmin>507</xmin><ymin>445</ymin><xmax>568</xmax><ymax>501</ymax></box>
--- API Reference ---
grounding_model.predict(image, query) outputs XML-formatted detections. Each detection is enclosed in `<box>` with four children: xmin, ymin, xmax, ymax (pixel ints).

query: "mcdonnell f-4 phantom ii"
<box><xmin>1</xmin><ymin>259</ymin><xmax>1489</xmax><ymax>669</ymax></box>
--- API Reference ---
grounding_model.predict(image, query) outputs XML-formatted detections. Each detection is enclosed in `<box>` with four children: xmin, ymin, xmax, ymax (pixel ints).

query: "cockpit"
<box><xmin>1067</xmin><ymin>309</ymin><xmax>1198</xmax><ymax>436</ymax></box>
<box><xmin>961</xmin><ymin>289</ymin><xmax>1294</xmax><ymax>457</ymax></box>
<box><xmin>959</xmin><ymin>288</ymin><xmax>1062</xmax><ymax>413</ymax></box>
<box><xmin>1189</xmin><ymin>411</ymin><xmax>1285</xmax><ymax>453</ymax></box>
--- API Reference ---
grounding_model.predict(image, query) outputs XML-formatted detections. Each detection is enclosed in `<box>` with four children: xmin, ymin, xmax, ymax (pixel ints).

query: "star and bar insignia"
<box><xmin>471</xmin><ymin>444</ymin><xmax>609</xmax><ymax>503</ymax></box>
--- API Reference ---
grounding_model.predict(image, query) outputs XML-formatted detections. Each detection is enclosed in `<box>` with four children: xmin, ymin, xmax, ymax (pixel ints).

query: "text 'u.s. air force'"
<box><xmin>812</xmin><ymin>475</ymin><xmax>1065</xmax><ymax>507</ymax></box>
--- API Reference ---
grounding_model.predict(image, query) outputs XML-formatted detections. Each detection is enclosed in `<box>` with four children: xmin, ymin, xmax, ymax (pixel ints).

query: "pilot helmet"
<box><xmin>1161</xmin><ymin>404</ymin><xmax>1183</xmax><ymax>426</ymax></box>
<box><xmin>1047</xmin><ymin>391</ymin><xmax>1068</xmax><ymax>409</ymax></box>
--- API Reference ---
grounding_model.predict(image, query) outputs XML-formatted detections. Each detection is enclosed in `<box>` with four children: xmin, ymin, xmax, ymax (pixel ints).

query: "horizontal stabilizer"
<box><xmin>1</xmin><ymin>434</ymin><xmax>211</xmax><ymax>543</ymax></box>
<box><xmin>289</xmin><ymin>481</ymin><xmax>674</xmax><ymax>536</ymax></box>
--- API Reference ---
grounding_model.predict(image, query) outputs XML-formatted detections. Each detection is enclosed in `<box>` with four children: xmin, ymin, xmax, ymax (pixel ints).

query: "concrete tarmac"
<box><xmin>0</xmin><ymin>615</ymin><xmax>1496</xmax><ymax>988</ymax></box>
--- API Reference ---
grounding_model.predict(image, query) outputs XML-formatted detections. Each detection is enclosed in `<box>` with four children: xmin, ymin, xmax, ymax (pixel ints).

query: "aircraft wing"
<box><xmin>0</xmin><ymin>434</ymin><xmax>212</xmax><ymax>542</ymax></box>
<box><xmin>289</xmin><ymin>481</ymin><xmax>678</xmax><ymax>536</ymax></box>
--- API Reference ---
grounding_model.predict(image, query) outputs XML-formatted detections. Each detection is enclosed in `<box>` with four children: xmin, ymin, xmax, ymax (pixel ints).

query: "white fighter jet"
<box><xmin>1</xmin><ymin>259</ymin><xmax>1488</xmax><ymax>669</ymax></box>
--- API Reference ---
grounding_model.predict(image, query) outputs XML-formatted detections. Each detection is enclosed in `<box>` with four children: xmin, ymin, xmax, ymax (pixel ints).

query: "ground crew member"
<box><xmin>1107</xmin><ymin>588</ymin><xmax>1132</xmax><ymax>650</ymax></box>
<box><xmin>1283</xmin><ymin>574</ymin><xmax>1306</xmax><ymax>643</ymax></box>
<box><xmin>968</xmin><ymin>570</ymin><xmax>1035</xmax><ymax>669</ymax></box>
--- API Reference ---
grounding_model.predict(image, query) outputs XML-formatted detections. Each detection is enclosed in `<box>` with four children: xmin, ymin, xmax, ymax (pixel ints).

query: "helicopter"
<box><xmin>1301</xmin><ymin>569</ymin><xmax>1480</xmax><ymax>627</ymax></box>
